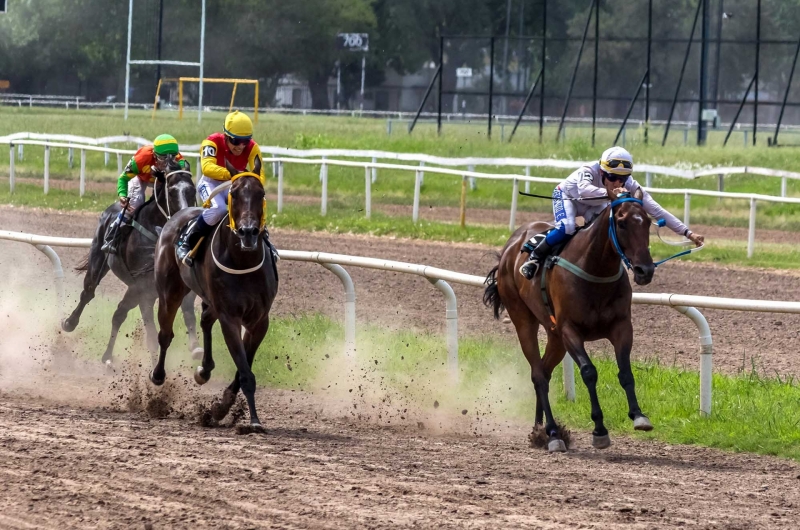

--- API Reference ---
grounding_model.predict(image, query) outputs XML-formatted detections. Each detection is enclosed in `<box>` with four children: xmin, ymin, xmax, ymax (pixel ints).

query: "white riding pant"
<box><xmin>197</xmin><ymin>176</ymin><xmax>229</xmax><ymax>225</ymax></box>
<box><xmin>124</xmin><ymin>177</ymin><xmax>152</xmax><ymax>219</ymax></box>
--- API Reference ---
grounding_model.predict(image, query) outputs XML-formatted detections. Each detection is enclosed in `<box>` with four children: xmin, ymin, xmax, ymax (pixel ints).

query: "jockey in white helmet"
<box><xmin>519</xmin><ymin>146</ymin><xmax>705</xmax><ymax>279</ymax></box>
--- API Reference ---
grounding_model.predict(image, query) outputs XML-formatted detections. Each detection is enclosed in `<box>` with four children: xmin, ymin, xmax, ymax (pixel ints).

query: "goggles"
<box><xmin>226</xmin><ymin>135</ymin><xmax>251</xmax><ymax>146</ymax></box>
<box><xmin>604</xmin><ymin>159</ymin><xmax>632</xmax><ymax>170</ymax></box>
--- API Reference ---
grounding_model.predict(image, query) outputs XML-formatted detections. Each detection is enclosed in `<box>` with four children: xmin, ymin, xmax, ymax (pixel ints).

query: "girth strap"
<box><xmin>539</xmin><ymin>256</ymin><xmax>625</xmax><ymax>330</ymax></box>
<box><xmin>131</xmin><ymin>220</ymin><xmax>158</xmax><ymax>243</ymax></box>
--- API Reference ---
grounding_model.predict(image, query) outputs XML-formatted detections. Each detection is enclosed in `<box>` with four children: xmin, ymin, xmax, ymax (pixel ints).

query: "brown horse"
<box><xmin>151</xmin><ymin>157</ymin><xmax>278</xmax><ymax>431</ymax></box>
<box><xmin>484</xmin><ymin>188</ymin><xmax>655</xmax><ymax>452</ymax></box>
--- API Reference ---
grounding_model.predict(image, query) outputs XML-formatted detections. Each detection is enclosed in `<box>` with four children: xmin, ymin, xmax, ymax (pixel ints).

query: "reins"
<box><xmin>210</xmin><ymin>213</ymin><xmax>266</xmax><ymax>275</ymax></box>
<box><xmin>153</xmin><ymin>169</ymin><xmax>193</xmax><ymax>220</ymax></box>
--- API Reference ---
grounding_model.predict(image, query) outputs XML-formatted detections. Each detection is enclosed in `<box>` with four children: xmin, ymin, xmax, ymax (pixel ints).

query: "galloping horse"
<box><xmin>62</xmin><ymin>165</ymin><xmax>201</xmax><ymax>364</ymax></box>
<box><xmin>484</xmin><ymin>188</ymin><xmax>655</xmax><ymax>452</ymax></box>
<box><xmin>152</xmin><ymin>157</ymin><xmax>278</xmax><ymax>430</ymax></box>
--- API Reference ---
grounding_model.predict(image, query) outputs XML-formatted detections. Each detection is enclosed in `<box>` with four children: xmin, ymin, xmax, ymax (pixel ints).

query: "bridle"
<box><xmin>153</xmin><ymin>169</ymin><xmax>193</xmax><ymax>220</ymax></box>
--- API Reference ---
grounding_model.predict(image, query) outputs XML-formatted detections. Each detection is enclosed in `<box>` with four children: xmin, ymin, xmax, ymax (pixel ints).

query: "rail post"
<box><xmin>673</xmin><ymin>306</ymin><xmax>713</xmax><ymax>416</ymax></box>
<box><xmin>9</xmin><ymin>144</ymin><xmax>15</xmax><ymax>193</ymax></box>
<box><xmin>468</xmin><ymin>164</ymin><xmax>477</xmax><ymax>191</ymax></box>
<box><xmin>748</xmin><ymin>198</ymin><xmax>757</xmax><ymax>258</ymax></box>
<box><xmin>412</xmin><ymin>169</ymin><xmax>422</xmax><ymax>223</ymax></box>
<box><xmin>69</xmin><ymin>147</ymin><xmax>74</xmax><ymax>169</ymax></box>
<box><xmin>277</xmin><ymin>161</ymin><xmax>284</xmax><ymax>213</ymax></box>
<box><xmin>646</xmin><ymin>171</ymin><xmax>652</xmax><ymax>187</ymax></box>
<box><xmin>418</xmin><ymin>160</ymin><xmax>425</xmax><ymax>186</ymax></box>
<box><xmin>104</xmin><ymin>143</ymin><xmax>109</xmax><ymax>166</ymax></box>
<box><xmin>322</xmin><ymin>263</ymin><xmax>356</xmax><ymax>357</ymax></box>
<box><xmin>781</xmin><ymin>177</ymin><xmax>787</xmax><ymax>198</ymax></box>
<box><xmin>562</xmin><ymin>355</ymin><xmax>576</xmax><ymax>401</ymax></box>
<box><xmin>34</xmin><ymin>244</ymin><xmax>65</xmax><ymax>320</ymax></box>
<box><xmin>371</xmin><ymin>156</ymin><xmax>377</xmax><ymax>183</ymax></box>
<box><xmin>524</xmin><ymin>166</ymin><xmax>531</xmax><ymax>193</ymax></box>
<box><xmin>80</xmin><ymin>149</ymin><xmax>86</xmax><ymax>198</ymax></box>
<box><xmin>117</xmin><ymin>153</ymin><xmax>123</xmax><ymax>174</ymax></box>
<box><xmin>428</xmin><ymin>278</ymin><xmax>459</xmax><ymax>381</ymax></box>
<box><xmin>18</xmin><ymin>144</ymin><xmax>23</xmax><ymax>161</ymax></box>
<box><xmin>684</xmin><ymin>192</ymin><xmax>691</xmax><ymax>226</ymax></box>
<box><xmin>460</xmin><ymin>175</ymin><xmax>467</xmax><ymax>228</ymax></box>
<box><xmin>320</xmin><ymin>158</ymin><xmax>328</xmax><ymax>216</ymax></box>
<box><xmin>509</xmin><ymin>178</ymin><xmax>519</xmax><ymax>231</ymax></box>
<box><xmin>364</xmin><ymin>166</ymin><xmax>371</xmax><ymax>219</ymax></box>
<box><xmin>44</xmin><ymin>145</ymin><xmax>50</xmax><ymax>195</ymax></box>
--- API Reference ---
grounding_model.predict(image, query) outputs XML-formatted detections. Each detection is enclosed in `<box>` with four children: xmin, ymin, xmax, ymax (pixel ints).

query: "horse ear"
<box><xmin>253</xmin><ymin>155</ymin><xmax>262</xmax><ymax>178</ymax></box>
<box><xmin>633</xmin><ymin>186</ymin><xmax>644</xmax><ymax>200</ymax></box>
<box><xmin>225</xmin><ymin>158</ymin><xmax>239</xmax><ymax>176</ymax></box>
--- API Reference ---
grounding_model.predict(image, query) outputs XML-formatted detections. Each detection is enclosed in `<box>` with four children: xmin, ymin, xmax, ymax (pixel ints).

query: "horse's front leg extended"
<box><xmin>562</xmin><ymin>324</ymin><xmax>610</xmax><ymax>449</ymax></box>
<box><xmin>611</xmin><ymin>321</ymin><xmax>652</xmax><ymax>431</ymax></box>
<box><xmin>218</xmin><ymin>314</ymin><xmax>266</xmax><ymax>429</ymax></box>
<box><xmin>194</xmin><ymin>302</ymin><xmax>217</xmax><ymax>386</ymax></box>
<box><xmin>100</xmin><ymin>287</ymin><xmax>140</xmax><ymax>364</ymax></box>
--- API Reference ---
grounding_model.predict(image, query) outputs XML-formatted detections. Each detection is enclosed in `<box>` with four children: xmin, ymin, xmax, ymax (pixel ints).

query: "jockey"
<box><xmin>519</xmin><ymin>146</ymin><xmax>705</xmax><ymax>279</ymax></box>
<box><xmin>102</xmin><ymin>134</ymin><xmax>186</xmax><ymax>253</ymax></box>
<box><xmin>176</xmin><ymin>110</ymin><xmax>274</xmax><ymax>266</ymax></box>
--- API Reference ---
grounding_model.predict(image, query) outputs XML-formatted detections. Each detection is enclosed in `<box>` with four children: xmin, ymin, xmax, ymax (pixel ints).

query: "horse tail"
<box><xmin>75</xmin><ymin>253</ymin><xmax>90</xmax><ymax>272</ymax></box>
<box><xmin>483</xmin><ymin>262</ymin><xmax>505</xmax><ymax>320</ymax></box>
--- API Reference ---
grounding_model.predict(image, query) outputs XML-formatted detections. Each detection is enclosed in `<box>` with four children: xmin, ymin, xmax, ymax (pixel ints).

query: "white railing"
<box><xmin>4</xmin><ymin>228</ymin><xmax>800</xmax><ymax>416</ymax></box>
<box><xmin>3</xmin><ymin>134</ymin><xmax>800</xmax><ymax>257</ymax></box>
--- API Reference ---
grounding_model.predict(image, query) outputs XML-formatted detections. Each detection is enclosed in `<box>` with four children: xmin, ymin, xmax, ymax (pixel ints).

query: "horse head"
<box><xmin>153</xmin><ymin>157</ymin><xmax>196</xmax><ymax>219</ymax></box>
<box><xmin>610</xmin><ymin>187</ymin><xmax>654</xmax><ymax>285</ymax></box>
<box><xmin>225</xmin><ymin>156</ymin><xmax>264</xmax><ymax>252</ymax></box>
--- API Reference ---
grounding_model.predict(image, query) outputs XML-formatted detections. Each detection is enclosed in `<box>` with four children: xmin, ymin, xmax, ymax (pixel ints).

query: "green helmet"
<box><xmin>153</xmin><ymin>134</ymin><xmax>179</xmax><ymax>156</ymax></box>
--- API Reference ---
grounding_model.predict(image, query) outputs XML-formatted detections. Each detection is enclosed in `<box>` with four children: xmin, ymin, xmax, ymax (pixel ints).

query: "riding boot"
<box><xmin>263</xmin><ymin>229</ymin><xmax>280</xmax><ymax>262</ymax></box>
<box><xmin>101</xmin><ymin>217</ymin><xmax>124</xmax><ymax>254</ymax></box>
<box><xmin>519</xmin><ymin>239</ymin><xmax>553</xmax><ymax>280</ymax></box>
<box><xmin>177</xmin><ymin>215</ymin><xmax>213</xmax><ymax>266</ymax></box>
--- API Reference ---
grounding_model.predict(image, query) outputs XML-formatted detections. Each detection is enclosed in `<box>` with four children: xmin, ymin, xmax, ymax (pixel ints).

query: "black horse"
<box><xmin>152</xmin><ymin>157</ymin><xmax>279</xmax><ymax>430</ymax></box>
<box><xmin>62</xmin><ymin>166</ymin><xmax>201</xmax><ymax>364</ymax></box>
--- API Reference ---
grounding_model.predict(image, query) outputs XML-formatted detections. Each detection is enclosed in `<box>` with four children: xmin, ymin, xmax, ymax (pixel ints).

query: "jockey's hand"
<box><xmin>612</xmin><ymin>187</ymin><xmax>629</xmax><ymax>196</ymax></box>
<box><xmin>119</xmin><ymin>196</ymin><xmax>130</xmax><ymax>210</ymax></box>
<box><xmin>688</xmin><ymin>231</ymin><xmax>705</xmax><ymax>247</ymax></box>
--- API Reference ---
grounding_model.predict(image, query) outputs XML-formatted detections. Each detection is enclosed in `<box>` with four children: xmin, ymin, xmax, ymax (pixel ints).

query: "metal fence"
<box><xmin>408</xmin><ymin>0</ymin><xmax>800</xmax><ymax>146</ymax></box>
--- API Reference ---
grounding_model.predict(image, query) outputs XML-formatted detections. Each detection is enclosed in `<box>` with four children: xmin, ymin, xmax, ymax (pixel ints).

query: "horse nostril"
<box><xmin>634</xmin><ymin>266</ymin><xmax>645</xmax><ymax>276</ymax></box>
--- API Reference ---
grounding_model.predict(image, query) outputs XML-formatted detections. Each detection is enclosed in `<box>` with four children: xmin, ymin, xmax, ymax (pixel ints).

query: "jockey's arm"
<box><xmin>117</xmin><ymin>156</ymin><xmax>139</xmax><ymax>198</ymax></box>
<box><xmin>627</xmin><ymin>178</ymin><xmax>703</xmax><ymax>244</ymax></box>
<box><xmin>200</xmin><ymin>139</ymin><xmax>232</xmax><ymax>181</ymax></box>
<box><xmin>575</xmin><ymin>168</ymin><xmax>608</xmax><ymax>201</ymax></box>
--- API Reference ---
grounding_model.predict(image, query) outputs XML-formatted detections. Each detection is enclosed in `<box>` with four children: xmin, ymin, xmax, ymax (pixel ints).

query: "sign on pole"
<box><xmin>456</xmin><ymin>67</ymin><xmax>473</xmax><ymax>78</ymax></box>
<box><xmin>337</xmin><ymin>33</ymin><xmax>369</xmax><ymax>52</ymax></box>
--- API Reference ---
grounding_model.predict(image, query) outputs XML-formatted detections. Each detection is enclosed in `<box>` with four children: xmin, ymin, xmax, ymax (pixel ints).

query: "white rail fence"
<box><xmin>3</xmin><ymin>133</ymin><xmax>800</xmax><ymax>257</ymax></box>
<box><xmin>4</xmin><ymin>228</ymin><xmax>800</xmax><ymax>416</ymax></box>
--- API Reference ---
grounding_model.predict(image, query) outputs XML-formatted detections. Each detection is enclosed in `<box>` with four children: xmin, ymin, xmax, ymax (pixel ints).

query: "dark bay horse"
<box><xmin>484</xmin><ymin>188</ymin><xmax>655</xmax><ymax>452</ymax></box>
<box><xmin>62</xmin><ymin>167</ymin><xmax>201</xmax><ymax>364</ymax></box>
<box><xmin>152</xmin><ymin>157</ymin><xmax>279</xmax><ymax>431</ymax></box>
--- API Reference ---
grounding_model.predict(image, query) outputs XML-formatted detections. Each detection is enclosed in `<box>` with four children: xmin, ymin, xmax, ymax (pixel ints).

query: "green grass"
<box><xmin>4</xmin><ymin>106</ymin><xmax>800</xmax><ymax>231</ymax></box>
<box><xmin>63</xmin><ymin>292</ymin><xmax>800</xmax><ymax>460</ymax></box>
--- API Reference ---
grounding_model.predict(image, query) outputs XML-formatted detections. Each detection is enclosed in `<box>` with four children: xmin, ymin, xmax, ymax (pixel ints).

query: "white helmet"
<box><xmin>600</xmin><ymin>146</ymin><xmax>633</xmax><ymax>176</ymax></box>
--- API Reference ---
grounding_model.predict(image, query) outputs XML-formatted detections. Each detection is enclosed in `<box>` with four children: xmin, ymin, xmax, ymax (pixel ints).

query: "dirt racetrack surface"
<box><xmin>2</xmin><ymin>382</ymin><xmax>800</xmax><ymax>529</ymax></box>
<box><xmin>1</xmin><ymin>205</ymin><xmax>800</xmax><ymax>377</ymax></box>
<box><xmin>3</xmin><ymin>206</ymin><xmax>800</xmax><ymax>528</ymax></box>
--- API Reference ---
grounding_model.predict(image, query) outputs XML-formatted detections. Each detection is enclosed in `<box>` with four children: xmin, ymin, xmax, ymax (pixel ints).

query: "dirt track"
<box><xmin>3</xmin><ymin>206</ymin><xmax>800</xmax><ymax>528</ymax></box>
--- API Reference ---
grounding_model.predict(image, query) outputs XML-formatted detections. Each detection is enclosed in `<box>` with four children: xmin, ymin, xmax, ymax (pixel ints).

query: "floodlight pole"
<box><xmin>198</xmin><ymin>0</ymin><xmax>206</xmax><ymax>122</ymax></box>
<box><xmin>360</xmin><ymin>54</ymin><xmax>366</xmax><ymax>112</ymax></box>
<box><xmin>124</xmin><ymin>0</ymin><xmax>134</xmax><ymax>120</ymax></box>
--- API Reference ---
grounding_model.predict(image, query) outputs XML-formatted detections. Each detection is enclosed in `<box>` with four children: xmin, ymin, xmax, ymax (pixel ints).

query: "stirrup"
<box><xmin>520</xmin><ymin>257</ymin><xmax>540</xmax><ymax>280</ymax></box>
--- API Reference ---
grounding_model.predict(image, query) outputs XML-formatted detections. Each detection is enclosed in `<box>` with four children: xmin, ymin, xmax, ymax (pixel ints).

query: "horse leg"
<box><xmin>612</xmin><ymin>321</ymin><xmax>652</xmax><ymax>431</ymax></box>
<box><xmin>138</xmin><ymin>298</ymin><xmax>158</xmax><ymax>361</ymax></box>
<box><xmin>540</xmin><ymin>332</ymin><xmax>568</xmax><ymax>424</ymax></box>
<box><xmin>217</xmin><ymin>314</ymin><xmax>266</xmax><ymax>429</ymax></box>
<box><xmin>194</xmin><ymin>302</ymin><xmax>217</xmax><ymax>386</ymax></box>
<box><xmin>507</xmin><ymin>308</ymin><xmax>566</xmax><ymax>452</ymax></box>
<box><xmin>99</xmin><ymin>286</ymin><xmax>140</xmax><ymax>364</ymax></box>
<box><xmin>562</xmin><ymin>325</ymin><xmax>610</xmax><ymax>449</ymax></box>
<box><xmin>150</xmin><ymin>286</ymin><xmax>186</xmax><ymax>386</ymax></box>
<box><xmin>181</xmin><ymin>292</ymin><xmax>203</xmax><ymax>360</ymax></box>
<box><xmin>62</xmin><ymin>249</ymin><xmax>110</xmax><ymax>332</ymax></box>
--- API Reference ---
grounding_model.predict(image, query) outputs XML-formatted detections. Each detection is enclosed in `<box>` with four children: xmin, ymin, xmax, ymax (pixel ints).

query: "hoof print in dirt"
<box><xmin>236</xmin><ymin>423</ymin><xmax>267</xmax><ymax>435</ymax></box>
<box><xmin>528</xmin><ymin>424</ymin><xmax>572</xmax><ymax>451</ymax></box>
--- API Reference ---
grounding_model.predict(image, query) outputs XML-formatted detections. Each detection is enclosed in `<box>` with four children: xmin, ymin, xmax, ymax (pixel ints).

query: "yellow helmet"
<box><xmin>599</xmin><ymin>146</ymin><xmax>633</xmax><ymax>176</ymax></box>
<box><xmin>223</xmin><ymin>110</ymin><xmax>253</xmax><ymax>139</ymax></box>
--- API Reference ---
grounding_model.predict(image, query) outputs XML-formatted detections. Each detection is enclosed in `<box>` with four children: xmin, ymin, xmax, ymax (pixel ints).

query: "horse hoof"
<box><xmin>547</xmin><ymin>439</ymin><xmax>567</xmax><ymax>453</ymax></box>
<box><xmin>61</xmin><ymin>318</ymin><xmax>77</xmax><ymax>332</ymax></box>
<box><xmin>149</xmin><ymin>371</ymin><xmax>165</xmax><ymax>386</ymax></box>
<box><xmin>592</xmin><ymin>434</ymin><xmax>612</xmax><ymax>449</ymax></box>
<box><xmin>191</xmin><ymin>347</ymin><xmax>204</xmax><ymax>361</ymax></box>
<box><xmin>194</xmin><ymin>366</ymin><xmax>209</xmax><ymax>386</ymax></box>
<box><xmin>235</xmin><ymin>423</ymin><xmax>266</xmax><ymax>435</ymax></box>
<box><xmin>633</xmin><ymin>416</ymin><xmax>653</xmax><ymax>431</ymax></box>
